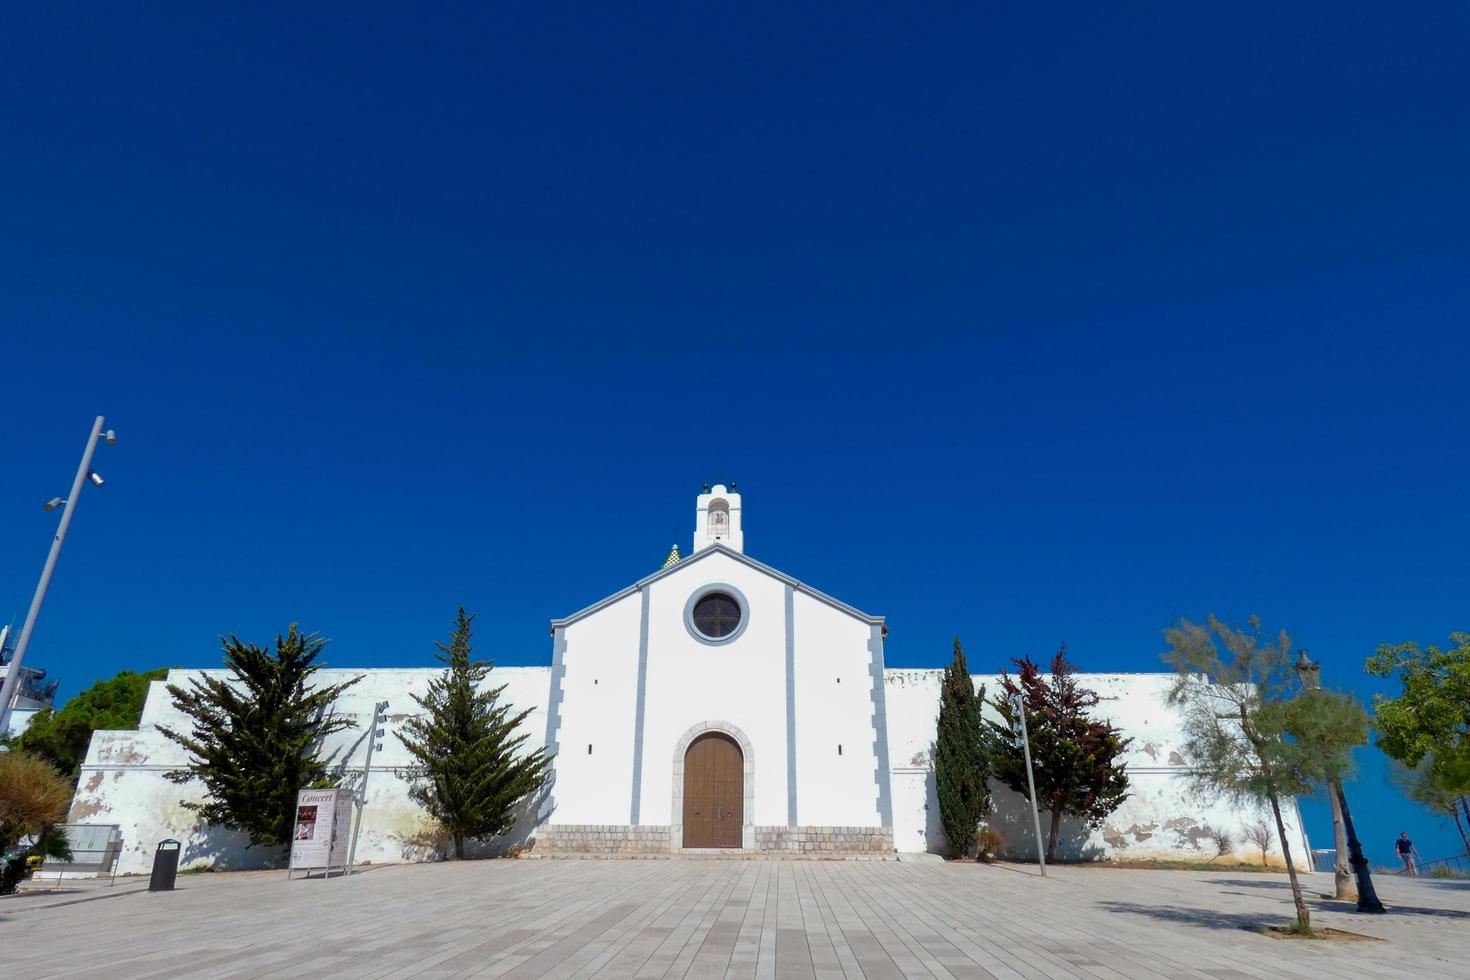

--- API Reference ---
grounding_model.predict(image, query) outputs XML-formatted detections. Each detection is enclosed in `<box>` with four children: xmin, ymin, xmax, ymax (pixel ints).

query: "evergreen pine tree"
<box><xmin>158</xmin><ymin>625</ymin><xmax>361</xmax><ymax>850</ymax></box>
<box><xmin>398</xmin><ymin>608</ymin><xmax>552</xmax><ymax>859</ymax></box>
<box><xmin>935</xmin><ymin>636</ymin><xmax>990</xmax><ymax>857</ymax></box>
<box><xmin>985</xmin><ymin>645</ymin><xmax>1131</xmax><ymax>861</ymax></box>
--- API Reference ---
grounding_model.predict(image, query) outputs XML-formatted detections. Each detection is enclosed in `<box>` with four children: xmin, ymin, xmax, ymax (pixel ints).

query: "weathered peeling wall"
<box><xmin>69</xmin><ymin>733</ymin><xmax>257</xmax><ymax>873</ymax></box>
<box><xmin>75</xmin><ymin>665</ymin><xmax>1310</xmax><ymax>872</ymax></box>
<box><xmin>883</xmin><ymin>669</ymin><xmax>1312</xmax><ymax>869</ymax></box>
<box><xmin>71</xmin><ymin>667</ymin><xmax>552</xmax><ymax>874</ymax></box>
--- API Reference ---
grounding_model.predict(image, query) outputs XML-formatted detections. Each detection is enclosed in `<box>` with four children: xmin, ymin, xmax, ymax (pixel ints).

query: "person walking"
<box><xmin>1395</xmin><ymin>832</ymin><xmax>1422</xmax><ymax>875</ymax></box>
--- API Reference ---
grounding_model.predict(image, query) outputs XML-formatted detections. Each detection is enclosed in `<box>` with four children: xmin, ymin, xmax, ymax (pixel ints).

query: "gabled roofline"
<box><xmin>549</xmin><ymin>543</ymin><xmax>885</xmax><ymax>632</ymax></box>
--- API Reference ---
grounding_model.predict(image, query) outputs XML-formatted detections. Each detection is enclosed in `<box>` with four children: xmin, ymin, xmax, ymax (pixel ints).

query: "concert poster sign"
<box><xmin>289</xmin><ymin>787</ymin><xmax>354</xmax><ymax>874</ymax></box>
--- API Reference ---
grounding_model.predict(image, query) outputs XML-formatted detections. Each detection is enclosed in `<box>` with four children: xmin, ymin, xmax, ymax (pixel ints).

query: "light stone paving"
<box><xmin>2</xmin><ymin>860</ymin><xmax>1467</xmax><ymax>979</ymax></box>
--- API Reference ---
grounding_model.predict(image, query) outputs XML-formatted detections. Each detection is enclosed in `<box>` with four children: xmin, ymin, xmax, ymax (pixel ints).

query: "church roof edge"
<box><xmin>549</xmin><ymin>543</ymin><xmax>884</xmax><ymax>632</ymax></box>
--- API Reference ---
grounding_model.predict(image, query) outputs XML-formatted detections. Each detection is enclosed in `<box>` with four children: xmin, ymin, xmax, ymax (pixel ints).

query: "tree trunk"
<box><xmin>1329</xmin><ymin>784</ymin><xmax>1355</xmax><ymax>901</ymax></box>
<box><xmin>453</xmin><ymin>832</ymin><xmax>465</xmax><ymax>860</ymax></box>
<box><xmin>1047</xmin><ymin>807</ymin><xmax>1063</xmax><ymax>863</ymax></box>
<box><xmin>1267</xmin><ymin>790</ymin><xmax>1311</xmax><ymax>933</ymax></box>
<box><xmin>1452</xmin><ymin>799</ymin><xmax>1470</xmax><ymax>856</ymax></box>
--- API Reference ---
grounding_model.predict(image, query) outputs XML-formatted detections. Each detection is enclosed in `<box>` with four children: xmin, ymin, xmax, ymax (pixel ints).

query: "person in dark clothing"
<box><xmin>1396</xmin><ymin>832</ymin><xmax>1422</xmax><ymax>875</ymax></box>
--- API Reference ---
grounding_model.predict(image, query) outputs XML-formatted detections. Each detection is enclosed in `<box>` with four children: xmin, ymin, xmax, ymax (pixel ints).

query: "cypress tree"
<box><xmin>159</xmin><ymin>625</ymin><xmax>361</xmax><ymax>850</ymax></box>
<box><xmin>398</xmin><ymin>608</ymin><xmax>552</xmax><ymax>859</ymax></box>
<box><xmin>935</xmin><ymin>636</ymin><xmax>990</xmax><ymax>857</ymax></box>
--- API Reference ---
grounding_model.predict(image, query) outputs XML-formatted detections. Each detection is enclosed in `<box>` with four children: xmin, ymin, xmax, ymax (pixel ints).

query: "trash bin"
<box><xmin>149</xmin><ymin>839</ymin><xmax>181</xmax><ymax>892</ymax></box>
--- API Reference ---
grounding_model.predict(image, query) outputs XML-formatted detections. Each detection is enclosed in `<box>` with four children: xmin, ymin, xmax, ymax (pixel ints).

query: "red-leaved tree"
<box><xmin>985</xmin><ymin>645</ymin><xmax>1131</xmax><ymax>861</ymax></box>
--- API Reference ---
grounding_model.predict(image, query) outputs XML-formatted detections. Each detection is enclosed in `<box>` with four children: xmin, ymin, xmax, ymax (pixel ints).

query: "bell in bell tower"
<box><xmin>694</xmin><ymin>484</ymin><xmax>743</xmax><ymax>553</ymax></box>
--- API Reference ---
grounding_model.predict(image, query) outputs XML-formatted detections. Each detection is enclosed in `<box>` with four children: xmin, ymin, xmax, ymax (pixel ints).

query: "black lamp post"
<box><xmin>1293</xmin><ymin>651</ymin><xmax>1386</xmax><ymax>913</ymax></box>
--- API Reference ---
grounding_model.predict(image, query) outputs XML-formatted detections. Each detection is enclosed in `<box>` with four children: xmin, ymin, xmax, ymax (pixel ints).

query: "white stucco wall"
<box><xmin>545</xmin><ymin>592</ymin><xmax>642</xmax><ymax>825</ymax></box>
<box><xmin>636</xmin><ymin>551</ymin><xmax>792</xmax><ymax>829</ymax></box>
<box><xmin>883</xmin><ymin>669</ymin><xmax>1312</xmax><ymax>869</ymax></box>
<box><xmin>790</xmin><ymin>590</ymin><xmax>884</xmax><ymax>827</ymax></box>
<box><xmin>574</xmin><ymin>550</ymin><xmax>887</xmax><ymax>833</ymax></box>
<box><xmin>68</xmin><ymin>549</ymin><xmax>1308</xmax><ymax>871</ymax></box>
<box><xmin>70</xmin><ymin>666</ymin><xmax>551</xmax><ymax>875</ymax></box>
<box><xmin>72</xmin><ymin>659</ymin><xmax>1310</xmax><ymax>871</ymax></box>
<box><xmin>543</xmin><ymin>546</ymin><xmax>889</xmax><ymax>848</ymax></box>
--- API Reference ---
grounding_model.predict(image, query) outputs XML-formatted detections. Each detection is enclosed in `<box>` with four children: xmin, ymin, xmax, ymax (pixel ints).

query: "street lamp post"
<box><xmin>346</xmin><ymin>700</ymin><xmax>389</xmax><ymax>875</ymax></box>
<box><xmin>1293</xmin><ymin>651</ymin><xmax>1385</xmax><ymax>914</ymax></box>
<box><xmin>0</xmin><ymin>416</ymin><xmax>115</xmax><ymax>736</ymax></box>
<box><xmin>1012</xmin><ymin>692</ymin><xmax>1047</xmax><ymax>877</ymax></box>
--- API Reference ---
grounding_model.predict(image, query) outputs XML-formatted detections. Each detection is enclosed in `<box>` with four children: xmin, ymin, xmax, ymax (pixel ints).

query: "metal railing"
<box><xmin>1395</xmin><ymin>852</ymin><xmax>1469</xmax><ymax>878</ymax></box>
<box><xmin>24</xmin><ymin>824</ymin><xmax>123</xmax><ymax>889</ymax></box>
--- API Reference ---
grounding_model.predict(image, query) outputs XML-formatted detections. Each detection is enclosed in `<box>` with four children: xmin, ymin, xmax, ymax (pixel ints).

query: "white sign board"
<box><xmin>289</xmin><ymin>787</ymin><xmax>354</xmax><ymax>874</ymax></box>
<box><xmin>329</xmin><ymin>790</ymin><xmax>353</xmax><ymax>866</ymax></box>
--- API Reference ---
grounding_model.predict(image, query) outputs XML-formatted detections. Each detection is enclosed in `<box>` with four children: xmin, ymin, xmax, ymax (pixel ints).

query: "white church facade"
<box><xmin>70</xmin><ymin>486</ymin><xmax>1310</xmax><ymax>872</ymax></box>
<box><xmin>540</xmin><ymin>485</ymin><xmax>894</xmax><ymax>854</ymax></box>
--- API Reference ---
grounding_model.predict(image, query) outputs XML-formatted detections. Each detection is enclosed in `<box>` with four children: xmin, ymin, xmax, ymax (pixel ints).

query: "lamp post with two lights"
<box><xmin>0</xmin><ymin>416</ymin><xmax>116</xmax><ymax>735</ymax></box>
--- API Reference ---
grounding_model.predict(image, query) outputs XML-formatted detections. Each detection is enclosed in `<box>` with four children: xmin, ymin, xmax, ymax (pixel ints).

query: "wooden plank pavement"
<box><xmin>2</xmin><ymin>859</ymin><xmax>1466</xmax><ymax>978</ymax></box>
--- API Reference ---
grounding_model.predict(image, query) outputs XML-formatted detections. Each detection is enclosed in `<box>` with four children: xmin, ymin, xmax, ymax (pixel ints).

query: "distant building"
<box><xmin>1</xmin><ymin>625</ymin><xmax>59</xmax><ymax>737</ymax></box>
<box><xmin>72</xmin><ymin>486</ymin><xmax>1311</xmax><ymax>872</ymax></box>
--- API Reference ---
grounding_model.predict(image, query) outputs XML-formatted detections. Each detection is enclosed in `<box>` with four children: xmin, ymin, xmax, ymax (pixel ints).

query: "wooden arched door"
<box><xmin>682</xmin><ymin>732</ymin><xmax>743</xmax><ymax>848</ymax></box>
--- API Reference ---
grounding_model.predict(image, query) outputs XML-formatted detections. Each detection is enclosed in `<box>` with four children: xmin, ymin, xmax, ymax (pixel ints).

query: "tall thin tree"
<box><xmin>1276</xmin><ymin>678</ymin><xmax>1371</xmax><ymax>901</ymax></box>
<box><xmin>1163</xmin><ymin>614</ymin><xmax>1362</xmax><ymax>934</ymax></box>
<box><xmin>1390</xmin><ymin>759</ymin><xmax>1470</xmax><ymax>856</ymax></box>
<box><xmin>398</xmin><ymin>608</ymin><xmax>552</xmax><ymax>859</ymax></box>
<box><xmin>935</xmin><ymin>636</ymin><xmax>991</xmax><ymax>857</ymax></box>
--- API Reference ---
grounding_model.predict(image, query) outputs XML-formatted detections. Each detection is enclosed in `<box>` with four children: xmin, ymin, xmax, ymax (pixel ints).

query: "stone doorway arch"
<box><xmin>671</xmin><ymin>721</ymin><xmax>755</xmax><ymax>850</ymax></box>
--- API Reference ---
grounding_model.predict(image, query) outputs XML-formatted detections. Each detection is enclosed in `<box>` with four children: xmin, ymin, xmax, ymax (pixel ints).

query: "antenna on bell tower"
<box><xmin>694</xmin><ymin>483</ymin><xmax>743</xmax><ymax>554</ymax></box>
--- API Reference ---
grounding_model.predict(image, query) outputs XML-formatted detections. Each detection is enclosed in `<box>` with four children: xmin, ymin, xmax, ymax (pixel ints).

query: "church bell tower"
<box><xmin>694</xmin><ymin>484</ymin><xmax>743</xmax><ymax>553</ymax></box>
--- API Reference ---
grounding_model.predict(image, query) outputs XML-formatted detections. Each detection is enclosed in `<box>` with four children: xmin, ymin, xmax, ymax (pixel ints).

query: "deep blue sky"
<box><xmin>3</xmin><ymin>4</ymin><xmax>1467</xmax><ymax>863</ymax></box>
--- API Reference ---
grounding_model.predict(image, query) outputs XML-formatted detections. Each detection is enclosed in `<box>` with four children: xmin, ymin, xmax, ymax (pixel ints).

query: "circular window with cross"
<box><xmin>683</xmin><ymin>585</ymin><xmax>749</xmax><ymax>645</ymax></box>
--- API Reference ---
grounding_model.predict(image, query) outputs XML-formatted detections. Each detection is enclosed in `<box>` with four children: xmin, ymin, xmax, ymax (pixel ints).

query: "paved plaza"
<box><xmin>3</xmin><ymin>859</ymin><xmax>1468</xmax><ymax>979</ymax></box>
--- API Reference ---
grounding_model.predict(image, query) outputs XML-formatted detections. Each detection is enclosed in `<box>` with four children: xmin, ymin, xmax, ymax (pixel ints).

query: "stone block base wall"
<box><xmin>754</xmin><ymin>826</ymin><xmax>894</xmax><ymax>854</ymax></box>
<box><xmin>534</xmin><ymin>824</ymin><xmax>673</xmax><ymax>855</ymax></box>
<box><xmin>533</xmin><ymin>824</ymin><xmax>895</xmax><ymax>856</ymax></box>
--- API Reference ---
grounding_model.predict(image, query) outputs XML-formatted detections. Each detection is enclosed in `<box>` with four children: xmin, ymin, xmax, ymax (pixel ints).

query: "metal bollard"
<box><xmin>149</xmin><ymin>839</ymin><xmax>181</xmax><ymax>892</ymax></box>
